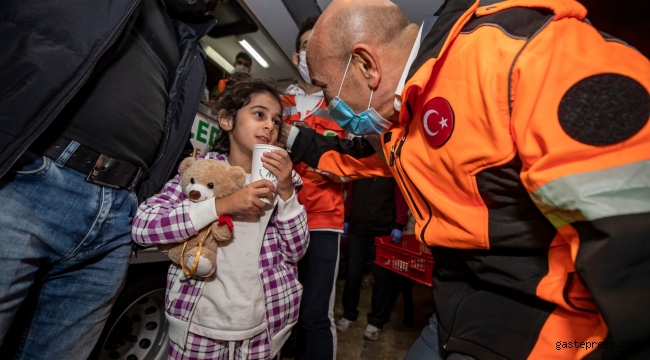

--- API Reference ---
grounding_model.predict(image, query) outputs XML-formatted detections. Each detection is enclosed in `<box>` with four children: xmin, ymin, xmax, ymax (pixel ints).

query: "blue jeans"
<box><xmin>0</xmin><ymin>143</ymin><xmax>137</xmax><ymax>359</ymax></box>
<box><xmin>405</xmin><ymin>313</ymin><xmax>477</xmax><ymax>360</ymax></box>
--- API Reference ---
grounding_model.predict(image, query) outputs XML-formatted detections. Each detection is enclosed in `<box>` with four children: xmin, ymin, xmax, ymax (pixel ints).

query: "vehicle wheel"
<box><xmin>89</xmin><ymin>261</ymin><xmax>171</xmax><ymax>360</ymax></box>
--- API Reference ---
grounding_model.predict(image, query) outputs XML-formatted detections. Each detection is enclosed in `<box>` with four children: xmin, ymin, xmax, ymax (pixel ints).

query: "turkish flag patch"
<box><xmin>421</xmin><ymin>97</ymin><xmax>454</xmax><ymax>147</ymax></box>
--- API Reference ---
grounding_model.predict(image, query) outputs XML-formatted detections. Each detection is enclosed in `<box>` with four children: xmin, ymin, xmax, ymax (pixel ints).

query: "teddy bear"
<box><xmin>158</xmin><ymin>157</ymin><xmax>246</xmax><ymax>277</ymax></box>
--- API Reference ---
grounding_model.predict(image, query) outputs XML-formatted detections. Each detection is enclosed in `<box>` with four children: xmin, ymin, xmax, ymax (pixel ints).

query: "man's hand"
<box><xmin>215</xmin><ymin>180</ymin><xmax>275</xmax><ymax>216</ymax></box>
<box><xmin>390</xmin><ymin>228</ymin><xmax>403</xmax><ymax>244</ymax></box>
<box><xmin>277</xmin><ymin>122</ymin><xmax>294</xmax><ymax>149</ymax></box>
<box><xmin>261</xmin><ymin>150</ymin><xmax>294</xmax><ymax>201</ymax></box>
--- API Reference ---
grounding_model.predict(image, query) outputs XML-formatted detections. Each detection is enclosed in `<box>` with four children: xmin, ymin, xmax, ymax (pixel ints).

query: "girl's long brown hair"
<box><xmin>209</xmin><ymin>74</ymin><xmax>283</xmax><ymax>155</ymax></box>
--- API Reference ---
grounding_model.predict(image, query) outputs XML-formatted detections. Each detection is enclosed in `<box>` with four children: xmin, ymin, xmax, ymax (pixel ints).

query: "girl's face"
<box><xmin>221</xmin><ymin>91</ymin><xmax>282</xmax><ymax>154</ymax></box>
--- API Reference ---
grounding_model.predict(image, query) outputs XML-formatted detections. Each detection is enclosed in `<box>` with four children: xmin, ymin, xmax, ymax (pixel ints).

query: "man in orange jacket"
<box><xmin>274</xmin><ymin>0</ymin><xmax>650</xmax><ymax>358</ymax></box>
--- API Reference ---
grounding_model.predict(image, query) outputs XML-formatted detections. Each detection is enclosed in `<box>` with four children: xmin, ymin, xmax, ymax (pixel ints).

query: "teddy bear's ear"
<box><xmin>229</xmin><ymin>166</ymin><xmax>247</xmax><ymax>187</ymax></box>
<box><xmin>179</xmin><ymin>157</ymin><xmax>197</xmax><ymax>174</ymax></box>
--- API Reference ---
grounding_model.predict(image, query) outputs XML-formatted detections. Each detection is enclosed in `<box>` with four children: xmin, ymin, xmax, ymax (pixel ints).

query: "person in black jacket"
<box><xmin>337</xmin><ymin>177</ymin><xmax>413</xmax><ymax>341</ymax></box>
<box><xmin>0</xmin><ymin>0</ymin><xmax>217</xmax><ymax>358</ymax></box>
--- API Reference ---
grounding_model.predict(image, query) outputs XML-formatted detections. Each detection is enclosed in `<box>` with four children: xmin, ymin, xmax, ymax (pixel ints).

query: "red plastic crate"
<box><xmin>375</xmin><ymin>234</ymin><xmax>434</xmax><ymax>287</ymax></box>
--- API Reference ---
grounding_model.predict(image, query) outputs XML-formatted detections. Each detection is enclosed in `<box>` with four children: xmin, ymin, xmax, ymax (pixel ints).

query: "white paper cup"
<box><xmin>251</xmin><ymin>144</ymin><xmax>284</xmax><ymax>203</ymax></box>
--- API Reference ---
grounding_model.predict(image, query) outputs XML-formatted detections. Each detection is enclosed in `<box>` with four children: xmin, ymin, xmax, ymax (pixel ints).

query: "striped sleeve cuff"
<box><xmin>286</xmin><ymin>126</ymin><xmax>301</xmax><ymax>153</ymax></box>
<box><xmin>188</xmin><ymin>199</ymin><xmax>218</xmax><ymax>231</ymax></box>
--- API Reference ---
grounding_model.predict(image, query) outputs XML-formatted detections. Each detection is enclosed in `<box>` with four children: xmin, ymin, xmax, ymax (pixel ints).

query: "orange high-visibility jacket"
<box><xmin>217</xmin><ymin>78</ymin><xmax>228</xmax><ymax>93</ymax></box>
<box><xmin>282</xmin><ymin>92</ymin><xmax>348</xmax><ymax>230</ymax></box>
<box><xmin>288</xmin><ymin>0</ymin><xmax>650</xmax><ymax>358</ymax></box>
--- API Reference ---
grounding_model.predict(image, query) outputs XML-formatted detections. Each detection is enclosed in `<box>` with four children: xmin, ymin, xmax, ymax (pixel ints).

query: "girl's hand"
<box><xmin>215</xmin><ymin>180</ymin><xmax>276</xmax><ymax>216</ymax></box>
<box><xmin>261</xmin><ymin>150</ymin><xmax>294</xmax><ymax>201</ymax></box>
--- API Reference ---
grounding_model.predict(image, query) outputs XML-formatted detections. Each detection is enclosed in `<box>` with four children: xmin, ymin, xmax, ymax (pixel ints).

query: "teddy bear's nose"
<box><xmin>188</xmin><ymin>190</ymin><xmax>201</xmax><ymax>201</ymax></box>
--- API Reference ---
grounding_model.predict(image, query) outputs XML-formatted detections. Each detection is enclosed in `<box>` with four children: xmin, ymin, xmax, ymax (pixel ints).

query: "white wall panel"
<box><xmin>242</xmin><ymin>0</ymin><xmax>300</xmax><ymax>59</ymax></box>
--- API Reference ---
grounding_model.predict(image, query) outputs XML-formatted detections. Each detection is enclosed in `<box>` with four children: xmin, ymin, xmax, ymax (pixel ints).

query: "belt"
<box><xmin>32</xmin><ymin>137</ymin><xmax>143</xmax><ymax>191</ymax></box>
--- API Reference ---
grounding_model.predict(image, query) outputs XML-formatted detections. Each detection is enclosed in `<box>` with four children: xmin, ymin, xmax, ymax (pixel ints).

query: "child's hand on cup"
<box><xmin>261</xmin><ymin>150</ymin><xmax>294</xmax><ymax>201</ymax></box>
<box><xmin>215</xmin><ymin>180</ymin><xmax>276</xmax><ymax>216</ymax></box>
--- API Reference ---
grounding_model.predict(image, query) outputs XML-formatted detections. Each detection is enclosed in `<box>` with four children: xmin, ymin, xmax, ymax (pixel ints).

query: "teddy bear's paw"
<box><xmin>187</xmin><ymin>255</ymin><xmax>215</xmax><ymax>277</ymax></box>
<box><xmin>213</xmin><ymin>225</ymin><xmax>233</xmax><ymax>242</ymax></box>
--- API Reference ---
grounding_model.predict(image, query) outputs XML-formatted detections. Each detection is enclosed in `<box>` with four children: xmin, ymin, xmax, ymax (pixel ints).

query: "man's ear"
<box><xmin>352</xmin><ymin>44</ymin><xmax>381</xmax><ymax>89</ymax></box>
<box><xmin>292</xmin><ymin>52</ymin><xmax>300</xmax><ymax>67</ymax></box>
<box><xmin>218</xmin><ymin>109</ymin><xmax>234</xmax><ymax>131</ymax></box>
<box><xmin>179</xmin><ymin>157</ymin><xmax>196</xmax><ymax>174</ymax></box>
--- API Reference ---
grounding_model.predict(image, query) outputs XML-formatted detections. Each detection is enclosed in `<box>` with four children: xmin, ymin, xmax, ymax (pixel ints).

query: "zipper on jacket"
<box><xmin>563</xmin><ymin>272</ymin><xmax>598</xmax><ymax>314</ymax></box>
<box><xmin>413</xmin><ymin>172</ymin><xmax>433</xmax><ymax>242</ymax></box>
<box><xmin>149</xmin><ymin>18</ymin><xmax>217</xmax><ymax>173</ymax></box>
<box><xmin>84</xmin><ymin>1</ymin><xmax>140</xmax><ymax>93</ymax></box>
<box><xmin>395</xmin><ymin>151</ymin><xmax>424</xmax><ymax>221</ymax></box>
<box><xmin>393</xmin><ymin>125</ymin><xmax>433</xmax><ymax>241</ymax></box>
<box><xmin>391</xmin><ymin>127</ymin><xmax>424</xmax><ymax>220</ymax></box>
<box><xmin>151</xmin><ymin>50</ymin><xmax>199</xmax><ymax>169</ymax></box>
<box><xmin>396</xmin><ymin>133</ymin><xmax>407</xmax><ymax>157</ymax></box>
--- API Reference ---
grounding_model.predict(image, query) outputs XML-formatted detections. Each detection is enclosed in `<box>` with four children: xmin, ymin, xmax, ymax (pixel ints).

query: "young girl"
<box><xmin>132</xmin><ymin>77</ymin><xmax>310</xmax><ymax>360</ymax></box>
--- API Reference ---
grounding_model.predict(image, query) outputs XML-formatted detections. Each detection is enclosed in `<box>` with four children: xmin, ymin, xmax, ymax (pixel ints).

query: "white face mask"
<box><xmin>234</xmin><ymin>64</ymin><xmax>250</xmax><ymax>74</ymax></box>
<box><xmin>298</xmin><ymin>51</ymin><xmax>311</xmax><ymax>84</ymax></box>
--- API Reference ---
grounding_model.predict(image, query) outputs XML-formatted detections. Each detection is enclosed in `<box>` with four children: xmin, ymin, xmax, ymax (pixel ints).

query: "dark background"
<box><xmin>579</xmin><ymin>0</ymin><xmax>649</xmax><ymax>58</ymax></box>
